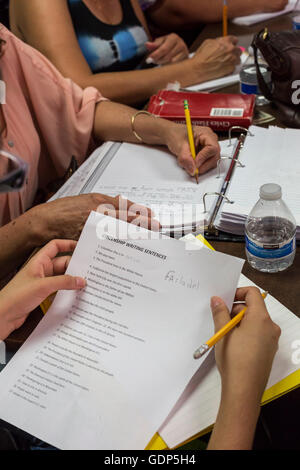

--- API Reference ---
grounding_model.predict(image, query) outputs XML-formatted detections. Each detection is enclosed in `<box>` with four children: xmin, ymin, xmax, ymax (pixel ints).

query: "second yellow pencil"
<box><xmin>183</xmin><ymin>99</ymin><xmax>199</xmax><ymax>184</ymax></box>
<box><xmin>193</xmin><ymin>291</ymin><xmax>268</xmax><ymax>359</ymax></box>
<box><xmin>223</xmin><ymin>0</ymin><xmax>228</xmax><ymax>37</ymax></box>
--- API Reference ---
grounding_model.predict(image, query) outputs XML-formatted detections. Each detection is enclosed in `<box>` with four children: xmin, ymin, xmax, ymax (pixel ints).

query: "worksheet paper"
<box><xmin>0</xmin><ymin>213</ymin><xmax>244</xmax><ymax>450</ymax></box>
<box><xmin>232</xmin><ymin>0</ymin><xmax>298</xmax><ymax>26</ymax></box>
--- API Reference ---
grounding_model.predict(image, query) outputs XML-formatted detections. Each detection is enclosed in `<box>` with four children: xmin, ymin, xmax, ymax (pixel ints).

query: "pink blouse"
<box><xmin>0</xmin><ymin>25</ymin><xmax>105</xmax><ymax>226</ymax></box>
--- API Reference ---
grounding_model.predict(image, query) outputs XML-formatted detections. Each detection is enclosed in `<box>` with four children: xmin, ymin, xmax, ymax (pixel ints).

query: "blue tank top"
<box><xmin>68</xmin><ymin>0</ymin><xmax>148</xmax><ymax>73</ymax></box>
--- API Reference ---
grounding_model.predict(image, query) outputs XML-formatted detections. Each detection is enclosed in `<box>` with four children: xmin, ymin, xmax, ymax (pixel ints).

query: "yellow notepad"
<box><xmin>146</xmin><ymin>369</ymin><xmax>300</xmax><ymax>450</ymax></box>
<box><xmin>146</xmin><ymin>234</ymin><xmax>300</xmax><ymax>450</ymax></box>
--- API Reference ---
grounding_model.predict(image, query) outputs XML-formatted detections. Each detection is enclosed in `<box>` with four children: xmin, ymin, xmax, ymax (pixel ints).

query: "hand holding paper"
<box><xmin>0</xmin><ymin>240</ymin><xmax>86</xmax><ymax>341</ymax></box>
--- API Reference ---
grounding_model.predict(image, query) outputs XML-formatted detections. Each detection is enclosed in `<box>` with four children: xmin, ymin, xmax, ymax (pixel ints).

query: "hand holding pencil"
<box><xmin>197</xmin><ymin>287</ymin><xmax>281</xmax><ymax>402</ymax></box>
<box><xmin>194</xmin><ymin>289</ymin><xmax>268</xmax><ymax>359</ymax></box>
<box><xmin>182</xmin><ymin>100</ymin><xmax>222</xmax><ymax>183</ymax></box>
<box><xmin>164</xmin><ymin>121</ymin><xmax>220</xmax><ymax>180</ymax></box>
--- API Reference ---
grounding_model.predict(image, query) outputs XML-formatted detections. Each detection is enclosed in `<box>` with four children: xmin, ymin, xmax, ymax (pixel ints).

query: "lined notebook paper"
<box><xmin>232</xmin><ymin>0</ymin><xmax>298</xmax><ymax>26</ymax></box>
<box><xmin>81</xmin><ymin>140</ymin><xmax>236</xmax><ymax>233</ymax></box>
<box><xmin>185</xmin><ymin>52</ymin><xmax>249</xmax><ymax>92</ymax></box>
<box><xmin>216</xmin><ymin>126</ymin><xmax>300</xmax><ymax>238</ymax></box>
<box><xmin>49</xmin><ymin>139</ymin><xmax>237</xmax><ymax>234</ymax></box>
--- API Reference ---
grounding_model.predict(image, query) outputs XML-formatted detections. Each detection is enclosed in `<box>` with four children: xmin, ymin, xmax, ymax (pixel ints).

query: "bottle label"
<box><xmin>245</xmin><ymin>235</ymin><xmax>296</xmax><ymax>259</ymax></box>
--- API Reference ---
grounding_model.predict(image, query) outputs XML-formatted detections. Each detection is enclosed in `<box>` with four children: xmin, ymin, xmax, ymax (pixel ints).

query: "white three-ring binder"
<box><xmin>50</xmin><ymin>125</ymin><xmax>300</xmax><ymax>240</ymax></box>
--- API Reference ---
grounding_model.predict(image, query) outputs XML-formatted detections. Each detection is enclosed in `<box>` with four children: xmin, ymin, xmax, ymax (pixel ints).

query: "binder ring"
<box><xmin>202</xmin><ymin>192</ymin><xmax>234</xmax><ymax>213</ymax></box>
<box><xmin>228</xmin><ymin>126</ymin><xmax>254</xmax><ymax>147</ymax></box>
<box><xmin>216</xmin><ymin>157</ymin><xmax>245</xmax><ymax>178</ymax></box>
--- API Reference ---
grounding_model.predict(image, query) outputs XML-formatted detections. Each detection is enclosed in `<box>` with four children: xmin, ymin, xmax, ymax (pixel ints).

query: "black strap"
<box><xmin>251</xmin><ymin>33</ymin><xmax>273</xmax><ymax>101</ymax></box>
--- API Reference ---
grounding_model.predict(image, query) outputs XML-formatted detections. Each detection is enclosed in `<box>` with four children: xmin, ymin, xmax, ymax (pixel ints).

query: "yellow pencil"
<box><xmin>183</xmin><ymin>99</ymin><xmax>199</xmax><ymax>184</ymax></box>
<box><xmin>193</xmin><ymin>291</ymin><xmax>268</xmax><ymax>359</ymax></box>
<box><xmin>223</xmin><ymin>0</ymin><xmax>228</xmax><ymax>37</ymax></box>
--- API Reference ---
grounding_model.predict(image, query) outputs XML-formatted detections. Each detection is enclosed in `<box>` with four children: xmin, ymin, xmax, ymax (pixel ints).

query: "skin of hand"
<box><xmin>211</xmin><ymin>286</ymin><xmax>281</xmax><ymax>405</ymax></box>
<box><xmin>0</xmin><ymin>240</ymin><xmax>86</xmax><ymax>341</ymax></box>
<box><xmin>146</xmin><ymin>33</ymin><xmax>189</xmax><ymax>64</ymax></box>
<box><xmin>164</xmin><ymin>124</ymin><xmax>221</xmax><ymax>177</ymax></box>
<box><xmin>192</xmin><ymin>36</ymin><xmax>242</xmax><ymax>82</ymax></box>
<box><xmin>207</xmin><ymin>286</ymin><xmax>281</xmax><ymax>450</ymax></box>
<box><xmin>260</xmin><ymin>0</ymin><xmax>288</xmax><ymax>13</ymax></box>
<box><xmin>27</xmin><ymin>194</ymin><xmax>160</xmax><ymax>244</ymax></box>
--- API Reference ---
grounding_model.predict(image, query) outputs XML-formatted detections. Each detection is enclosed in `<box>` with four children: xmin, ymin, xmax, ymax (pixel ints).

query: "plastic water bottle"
<box><xmin>245</xmin><ymin>184</ymin><xmax>296</xmax><ymax>273</ymax></box>
<box><xmin>239</xmin><ymin>57</ymin><xmax>272</xmax><ymax>106</ymax></box>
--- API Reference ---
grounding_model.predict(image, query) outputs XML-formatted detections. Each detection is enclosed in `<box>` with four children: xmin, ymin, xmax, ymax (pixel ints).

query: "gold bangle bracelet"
<box><xmin>131</xmin><ymin>110</ymin><xmax>155</xmax><ymax>143</ymax></box>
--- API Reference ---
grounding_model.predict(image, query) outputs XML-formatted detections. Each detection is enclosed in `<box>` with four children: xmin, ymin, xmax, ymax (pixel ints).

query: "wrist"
<box><xmin>159</xmin><ymin>121</ymin><xmax>186</xmax><ymax>149</ymax></box>
<box><xmin>0</xmin><ymin>292</ymin><xmax>15</xmax><ymax>341</ymax></box>
<box><xmin>220</xmin><ymin>369</ymin><xmax>269</xmax><ymax>410</ymax></box>
<box><xmin>25</xmin><ymin>205</ymin><xmax>50</xmax><ymax>246</ymax></box>
<box><xmin>156</xmin><ymin>119</ymin><xmax>180</xmax><ymax>146</ymax></box>
<box><xmin>132</xmin><ymin>112</ymin><xmax>175</xmax><ymax>146</ymax></box>
<box><xmin>207</xmin><ymin>386</ymin><xmax>261</xmax><ymax>450</ymax></box>
<box><xmin>220</xmin><ymin>379</ymin><xmax>262</xmax><ymax>428</ymax></box>
<box><xmin>220</xmin><ymin>386</ymin><xmax>261</xmax><ymax>416</ymax></box>
<box><xmin>219</xmin><ymin>390</ymin><xmax>261</xmax><ymax>434</ymax></box>
<box><xmin>188</xmin><ymin>56</ymin><xmax>210</xmax><ymax>84</ymax></box>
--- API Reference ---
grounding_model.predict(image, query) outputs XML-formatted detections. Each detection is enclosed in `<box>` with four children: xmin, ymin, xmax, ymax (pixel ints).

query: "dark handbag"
<box><xmin>252</xmin><ymin>28</ymin><xmax>300</xmax><ymax>128</ymax></box>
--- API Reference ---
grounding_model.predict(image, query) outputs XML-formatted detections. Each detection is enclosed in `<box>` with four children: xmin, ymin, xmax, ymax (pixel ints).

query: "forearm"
<box><xmin>149</xmin><ymin>0</ymin><xmax>265</xmax><ymax>29</ymax></box>
<box><xmin>207</xmin><ymin>390</ymin><xmax>261</xmax><ymax>450</ymax></box>
<box><xmin>0</xmin><ymin>211</ymin><xmax>43</xmax><ymax>278</ymax></box>
<box><xmin>0</xmin><ymin>294</ymin><xmax>16</xmax><ymax>341</ymax></box>
<box><xmin>93</xmin><ymin>100</ymin><xmax>176</xmax><ymax>146</ymax></box>
<box><xmin>81</xmin><ymin>61</ymin><xmax>201</xmax><ymax>106</ymax></box>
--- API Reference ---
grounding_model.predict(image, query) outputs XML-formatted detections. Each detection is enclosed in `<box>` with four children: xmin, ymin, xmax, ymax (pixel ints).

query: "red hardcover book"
<box><xmin>148</xmin><ymin>90</ymin><xmax>255</xmax><ymax>131</ymax></box>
